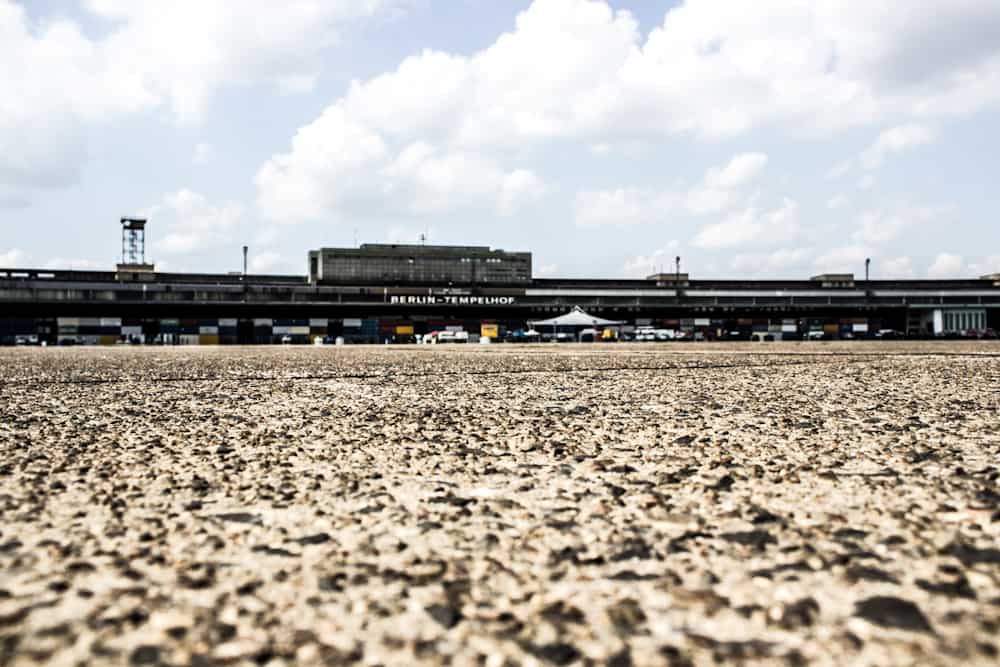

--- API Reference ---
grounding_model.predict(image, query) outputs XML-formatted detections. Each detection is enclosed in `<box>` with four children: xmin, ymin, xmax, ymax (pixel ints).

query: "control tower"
<box><xmin>116</xmin><ymin>217</ymin><xmax>155</xmax><ymax>279</ymax></box>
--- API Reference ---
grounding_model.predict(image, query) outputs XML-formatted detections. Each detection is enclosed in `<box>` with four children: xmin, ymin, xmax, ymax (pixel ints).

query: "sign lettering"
<box><xmin>389</xmin><ymin>295</ymin><xmax>515</xmax><ymax>305</ymax></box>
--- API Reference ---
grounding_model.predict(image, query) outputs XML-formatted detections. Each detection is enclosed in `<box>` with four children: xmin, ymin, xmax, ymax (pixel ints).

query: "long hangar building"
<box><xmin>1</xmin><ymin>229</ymin><xmax>998</xmax><ymax>344</ymax></box>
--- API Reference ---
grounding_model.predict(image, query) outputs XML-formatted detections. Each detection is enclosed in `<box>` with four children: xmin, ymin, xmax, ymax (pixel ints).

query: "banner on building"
<box><xmin>389</xmin><ymin>295</ymin><xmax>515</xmax><ymax>305</ymax></box>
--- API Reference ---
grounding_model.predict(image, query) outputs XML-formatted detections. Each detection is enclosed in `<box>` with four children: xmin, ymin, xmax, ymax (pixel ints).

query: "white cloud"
<box><xmin>691</xmin><ymin>197</ymin><xmax>799</xmax><ymax>249</ymax></box>
<box><xmin>255</xmin><ymin>110</ymin><xmax>545</xmax><ymax>222</ymax></box>
<box><xmin>193</xmin><ymin>143</ymin><xmax>213</xmax><ymax>164</ymax></box>
<box><xmin>967</xmin><ymin>254</ymin><xmax>1000</xmax><ymax>277</ymax></box>
<box><xmin>248</xmin><ymin>250</ymin><xmax>284</xmax><ymax>273</ymax></box>
<box><xmin>78</xmin><ymin>0</ymin><xmax>400</xmax><ymax>124</ymax></box>
<box><xmin>0</xmin><ymin>248</ymin><xmax>108</xmax><ymax>270</ymax></box>
<box><xmin>384</xmin><ymin>224</ymin><xmax>438</xmax><ymax>245</ymax></box>
<box><xmin>691</xmin><ymin>207</ymin><xmax>759</xmax><ymax>249</ymax></box>
<box><xmin>703</xmin><ymin>153</ymin><xmax>768</xmax><ymax>189</ymax></box>
<box><xmin>851</xmin><ymin>203</ymin><xmax>953</xmax><ymax>244</ymax></box>
<box><xmin>257</xmin><ymin>0</ymin><xmax>1000</xmax><ymax>226</ymax></box>
<box><xmin>827</xmin><ymin>123</ymin><xmax>937</xmax><ymax>183</ymax></box>
<box><xmin>729</xmin><ymin>245</ymin><xmax>916</xmax><ymax>280</ymax></box>
<box><xmin>853</xmin><ymin>210</ymin><xmax>908</xmax><ymax>245</ymax></box>
<box><xmin>625</xmin><ymin>2</ymin><xmax>1000</xmax><ymax>137</ymax></box>
<box><xmin>0</xmin><ymin>0</ymin><xmax>401</xmax><ymax>199</ymax></box>
<box><xmin>253</xmin><ymin>226</ymin><xmax>281</xmax><ymax>246</ymax></box>
<box><xmin>623</xmin><ymin>241</ymin><xmax>679</xmax><ymax>277</ymax></box>
<box><xmin>383</xmin><ymin>145</ymin><xmax>546</xmax><ymax>216</ymax></box>
<box><xmin>927</xmin><ymin>252</ymin><xmax>965</xmax><ymax>278</ymax></box>
<box><xmin>576</xmin><ymin>187</ymin><xmax>660</xmax><ymax>227</ymax></box>
<box><xmin>144</xmin><ymin>189</ymin><xmax>244</xmax><ymax>256</ymax></box>
<box><xmin>498</xmin><ymin>169</ymin><xmax>548</xmax><ymax>216</ymax></box>
<box><xmin>881</xmin><ymin>256</ymin><xmax>915</xmax><ymax>278</ymax></box>
<box><xmin>43</xmin><ymin>257</ymin><xmax>105</xmax><ymax>271</ymax></box>
<box><xmin>0</xmin><ymin>248</ymin><xmax>27</xmax><ymax>266</ymax></box>
<box><xmin>730</xmin><ymin>247</ymin><xmax>811</xmax><ymax>275</ymax></box>
<box><xmin>853</xmin><ymin>213</ymin><xmax>903</xmax><ymax>244</ymax></box>
<box><xmin>682</xmin><ymin>185</ymin><xmax>735</xmax><ymax>217</ymax></box>
<box><xmin>826</xmin><ymin>160</ymin><xmax>853</xmax><ymax>180</ymax></box>
<box><xmin>3</xmin><ymin>0</ymin><xmax>998</xmax><ymax>270</ymax></box>
<box><xmin>813</xmin><ymin>245</ymin><xmax>871</xmax><ymax>274</ymax></box>
<box><xmin>860</xmin><ymin>124</ymin><xmax>936</xmax><ymax>169</ymax></box>
<box><xmin>827</xmin><ymin>194</ymin><xmax>850</xmax><ymax>210</ymax></box>
<box><xmin>575</xmin><ymin>151</ymin><xmax>766</xmax><ymax>226</ymax></box>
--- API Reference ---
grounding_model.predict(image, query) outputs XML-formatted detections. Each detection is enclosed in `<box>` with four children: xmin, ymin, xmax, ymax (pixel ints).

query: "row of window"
<box><xmin>327</xmin><ymin>260</ymin><xmax>522</xmax><ymax>268</ymax></box>
<box><xmin>943</xmin><ymin>310</ymin><xmax>986</xmax><ymax>331</ymax></box>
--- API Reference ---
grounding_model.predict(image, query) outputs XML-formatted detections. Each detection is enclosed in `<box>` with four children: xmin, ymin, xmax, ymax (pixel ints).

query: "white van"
<box><xmin>634</xmin><ymin>326</ymin><xmax>655</xmax><ymax>341</ymax></box>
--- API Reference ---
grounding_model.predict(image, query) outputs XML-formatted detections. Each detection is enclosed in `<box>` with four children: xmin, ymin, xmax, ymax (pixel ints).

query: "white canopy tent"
<box><xmin>530</xmin><ymin>306</ymin><xmax>624</xmax><ymax>340</ymax></box>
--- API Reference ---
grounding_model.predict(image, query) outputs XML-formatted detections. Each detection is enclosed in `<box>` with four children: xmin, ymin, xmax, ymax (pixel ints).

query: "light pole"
<box><xmin>675</xmin><ymin>256</ymin><xmax>681</xmax><ymax>283</ymax></box>
<box><xmin>865</xmin><ymin>257</ymin><xmax>870</xmax><ymax>282</ymax></box>
<box><xmin>243</xmin><ymin>246</ymin><xmax>248</xmax><ymax>279</ymax></box>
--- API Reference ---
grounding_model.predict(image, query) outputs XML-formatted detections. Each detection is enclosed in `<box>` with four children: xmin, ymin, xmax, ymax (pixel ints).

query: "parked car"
<box><xmin>875</xmin><ymin>329</ymin><xmax>905</xmax><ymax>339</ymax></box>
<box><xmin>426</xmin><ymin>330</ymin><xmax>457</xmax><ymax>344</ymax></box>
<box><xmin>506</xmin><ymin>329</ymin><xmax>541</xmax><ymax>343</ymax></box>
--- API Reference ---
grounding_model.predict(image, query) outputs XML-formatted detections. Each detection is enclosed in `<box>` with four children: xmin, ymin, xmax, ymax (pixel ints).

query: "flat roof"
<box><xmin>2</xmin><ymin>267</ymin><xmax>999</xmax><ymax>292</ymax></box>
<box><xmin>359</xmin><ymin>243</ymin><xmax>491</xmax><ymax>252</ymax></box>
<box><xmin>313</xmin><ymin>243</ymin><xmax>529</xmax><ymax>256</ymax></box>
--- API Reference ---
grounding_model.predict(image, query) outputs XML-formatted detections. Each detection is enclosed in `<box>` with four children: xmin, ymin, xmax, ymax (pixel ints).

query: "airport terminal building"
<box><xmin>2</xmin><ymin>236</ymin><xmax>998</xmax><ymax>345</ymax></box>
<box><xmin>309</xmin><ymin>243</ymin><xmax>532</xmax><ymax>285</ymax></box>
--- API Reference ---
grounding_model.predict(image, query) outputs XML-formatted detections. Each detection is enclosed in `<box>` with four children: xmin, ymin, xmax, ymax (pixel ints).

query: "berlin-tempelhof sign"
<box><xmin>389</xmin><ymin>295</ymin><xmax>516</xmax><ymax>305</ymax></box>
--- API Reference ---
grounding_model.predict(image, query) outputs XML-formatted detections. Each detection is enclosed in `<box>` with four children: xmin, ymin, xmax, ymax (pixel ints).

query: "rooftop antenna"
<box><xmin>865</xmin><ymin>257</ymin><xmax>871</xmax><ymax>281</ymax></box>
<box><xmin>675</xmin><ymin>255</ymin><xmax>681</xmax><ymax>283</ymax></box>
<box><xmin>243</xmin><ymin>245</ymin><xmax>248</xmax><ymax>279</ymax></box>
<box><xmin>120</xmin><ymin>218</ymin><xmax>147</xmax><ymax>265</ymax></box>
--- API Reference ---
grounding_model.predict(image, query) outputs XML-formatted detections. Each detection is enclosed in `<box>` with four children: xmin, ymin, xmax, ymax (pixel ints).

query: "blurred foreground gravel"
<box><xmin>1</xmin><ymin>343</ymin><xmax>999</xmax><ymax>666</ymax></box>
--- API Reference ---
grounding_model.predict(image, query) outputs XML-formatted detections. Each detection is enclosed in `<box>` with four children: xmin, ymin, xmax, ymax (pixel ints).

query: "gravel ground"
<box><xmin>1</xmin><ymin>343</ymin><xmax>998</xmax><ymax>666</ymax></box>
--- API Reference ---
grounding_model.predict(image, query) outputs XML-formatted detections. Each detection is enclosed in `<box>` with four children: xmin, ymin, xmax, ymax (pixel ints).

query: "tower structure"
<box><xmin>121</xmin><ymin>218</ymin><xmax>147</xmax><ymax>265</ymax></box>
<box><xmin>116</xmin><ymin>217</ymin><xmax>155</xmax><ymax>278</ymax></box>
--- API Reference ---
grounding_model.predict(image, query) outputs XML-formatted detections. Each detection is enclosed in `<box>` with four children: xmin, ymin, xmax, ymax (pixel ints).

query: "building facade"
<box><xmin>2</xmin><ymin>263</ymin><xmax>998</xmax><ymax>345</ymax></box>
<box><xmin>308</xmin><ymin>244</ymin><xmax>532</xmax><ymax>285</ymax></box>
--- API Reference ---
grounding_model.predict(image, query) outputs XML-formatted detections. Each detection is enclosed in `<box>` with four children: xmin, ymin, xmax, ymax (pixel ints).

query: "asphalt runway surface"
<box><xmin>1</xmin><ymin>343</ymin><xmax>998</xmax><ymax>666</ymax></box>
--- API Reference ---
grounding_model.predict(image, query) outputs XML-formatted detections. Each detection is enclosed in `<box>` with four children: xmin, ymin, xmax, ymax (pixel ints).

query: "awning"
<box><xmin>530</xmin><ymin>306</ymin><xmax>623</xmax><ymax>327</ymax></box>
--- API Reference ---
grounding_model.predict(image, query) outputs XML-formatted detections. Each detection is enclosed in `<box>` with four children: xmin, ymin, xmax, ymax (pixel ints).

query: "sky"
<box><xmin>1</xmin><ymin>0</ymin><xmax>999</xmax><ymax>280</ymax></box>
